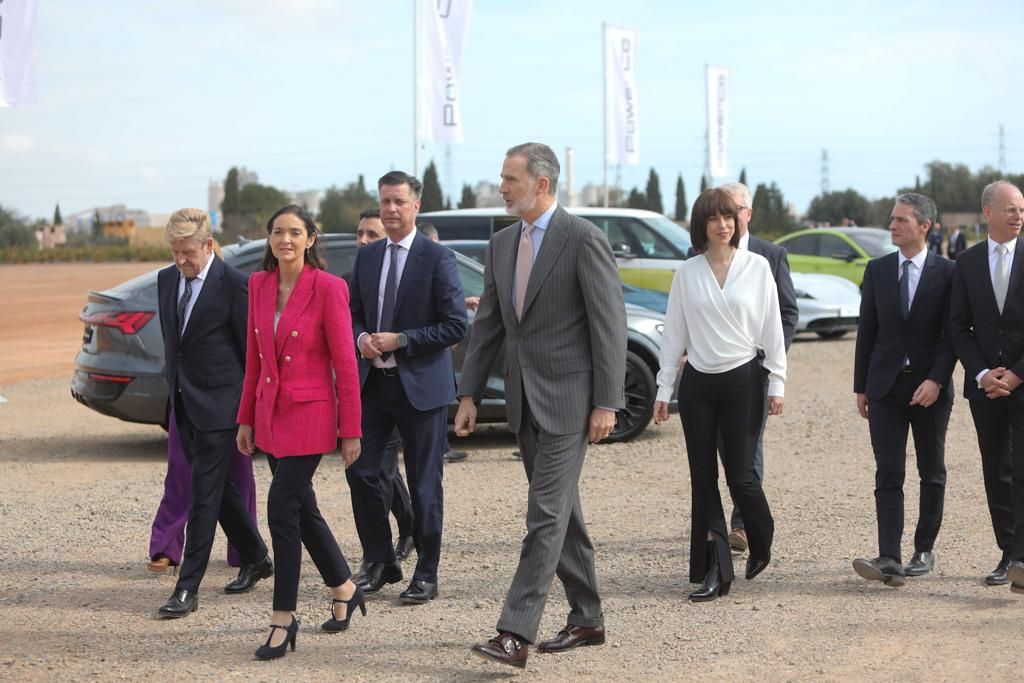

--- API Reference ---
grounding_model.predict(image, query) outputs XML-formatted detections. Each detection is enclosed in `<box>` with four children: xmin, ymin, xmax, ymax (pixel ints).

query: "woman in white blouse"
<box><xmin>653</xmin><ymin>188</ymin><xmax>786</xmax><ymax>602</ymax></box>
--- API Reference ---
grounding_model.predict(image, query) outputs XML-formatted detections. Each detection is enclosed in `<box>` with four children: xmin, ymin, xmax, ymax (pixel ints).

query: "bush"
<box><xmin>0</xmin><ymin>243</ymin><xmax>171</xmax><ymax>264</ymax></box>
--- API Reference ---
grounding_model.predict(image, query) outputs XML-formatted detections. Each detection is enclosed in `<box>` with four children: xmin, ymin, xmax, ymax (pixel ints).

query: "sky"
<box><xmin>2</xmin><ymin>0</ymin><xmax>1023</xmax><ymax>222</ymax></box>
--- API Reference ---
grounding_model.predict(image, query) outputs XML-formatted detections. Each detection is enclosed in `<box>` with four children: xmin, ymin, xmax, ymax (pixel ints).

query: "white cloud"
<box><xmin>1</xmin><ymin>134</ymin><xmax>38</xmax><ymax>153</ymax></box>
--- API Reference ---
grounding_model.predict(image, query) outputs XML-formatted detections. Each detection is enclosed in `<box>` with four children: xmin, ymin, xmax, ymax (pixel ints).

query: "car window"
<box><xmin>590</xmin><ymin>217</ymin><xmax>680</xmax><ymax>259</ymax></box>
<box><xmin>424</xmin><ymin>216</ymin><xmax>494</xmax><ymax>241</ymax></box>
<box><xmin>781</xmin><ymin>234</ymin><xmax>819</xmax><ymax>256</ymax></box>
<box><xmin>457</xmin><ymin>260</ymin><xmax>484</xmax><ymax>297</ymax></box>
<box><xmin>847</xmin><ymin>230</ymin><xmax>898</xmax><ymax>258</ymax></box>
<box><xmin>819</xmin><ymin>235</ymin><xmax>857</xmax><ymax>259</ymax></box>
<box><xmin>638</xmin><ymin>214</ymin><xmax>692</xmax><ymax>257</ymax></box>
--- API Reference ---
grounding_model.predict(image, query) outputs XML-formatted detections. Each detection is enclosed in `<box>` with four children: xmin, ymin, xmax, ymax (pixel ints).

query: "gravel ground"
<box><xmin>1</xmin><ymin>264</ymin><xmax>1023</xmax><ymax>680</ymax></box>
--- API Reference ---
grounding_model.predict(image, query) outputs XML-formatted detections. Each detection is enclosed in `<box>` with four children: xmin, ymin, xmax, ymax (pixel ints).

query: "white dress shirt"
<box><xmin>898</xmin><ymin>247</ymin><xmax>928</xmax><ymax>310</ymax></box>
<box><xmin>975</xmin><ymin>237</ymin><xmax>1019</xmax><ymax>385</ymax></box>
<box><xmin>364</xmin><ymin>227</ymin><xmax>417</xmax><ymax>369</ymax></box>
<box><xmin>656</xmin><ymin>249</ymin><xmax>787</xmax><ymax>402</ymax></box>
<box><xmin>176</xmin><ymin>253</ymin><xmax>215</xmax><ymax>334</ymax></box>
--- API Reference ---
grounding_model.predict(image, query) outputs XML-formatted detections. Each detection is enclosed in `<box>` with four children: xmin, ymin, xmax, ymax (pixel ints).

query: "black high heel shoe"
<box><xmin>689</xmin><ymin>540</ymin><xmax>732</xmax><ymax>602</ymax></box>
<box><xmin>255</xmin><ymin>616</ymin><xmax>298</xmax><ymax>660</ymax></box>
<box><xmin>322</xmin><ymin>584</ymin><xmax>367</xmax><ymax>633</ymax></box>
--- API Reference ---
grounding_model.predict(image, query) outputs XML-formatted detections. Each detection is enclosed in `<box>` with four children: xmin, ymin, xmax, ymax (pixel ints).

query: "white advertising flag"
<box><xmin>604</xmin><ymin>25</ymin><xmax>639</xmax><ymax>166</ymax></box>
<box><xmin>0</xmin><ymin>0</ymin><xmax>40</xmax><ymax>107</ymax></box>
<box><xmin>706</xmin><ymin>65</ymin><xmax>731</xmax><ymax>178</ymax></box>
<box><xmin>421</xmin><ymin>0</ymin><xmax>472</xmax><ymax>144</ymax></box>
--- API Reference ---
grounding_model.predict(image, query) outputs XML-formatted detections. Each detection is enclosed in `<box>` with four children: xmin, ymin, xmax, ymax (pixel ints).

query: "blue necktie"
<box><xmin>378</xmin><ymin>244</ymin><xmax>400</xmax><ymax>361</ymax></box>
<box><xmin>177</xmin><ymin>277</ymin><xmax>195</xmax><ymax>336</ymax></box>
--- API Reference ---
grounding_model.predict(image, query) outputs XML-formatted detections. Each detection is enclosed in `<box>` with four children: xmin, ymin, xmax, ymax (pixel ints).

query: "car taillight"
<box><xmin>89</xmin><ymin>373</ymin><xmax>133</xmax><ymax>383</ymax></box>
<box><xmin>80</xmin><ymin>311</ymin><xmax>155</xmax><ymax>334</ymax></box>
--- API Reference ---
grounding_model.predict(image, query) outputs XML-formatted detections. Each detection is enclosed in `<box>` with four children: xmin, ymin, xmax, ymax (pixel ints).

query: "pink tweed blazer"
<box><xmin>237</xmin><ymin>265</ymin><xmax>361</xmax><ymax>457</ymax></box>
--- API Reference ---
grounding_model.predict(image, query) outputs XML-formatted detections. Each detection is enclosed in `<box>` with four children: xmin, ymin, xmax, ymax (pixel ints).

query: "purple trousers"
<box><xmin>148</xmin><ymin>407</ymin><xmax>258</xmax><ymax>567</ymax></box>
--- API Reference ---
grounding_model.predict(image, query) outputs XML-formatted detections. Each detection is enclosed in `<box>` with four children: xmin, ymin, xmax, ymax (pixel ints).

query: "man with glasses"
<box><xmin>950</xmin><ymin>180</ymin><xmax>1024</xmax><ymax>592</ymax></box>
<box><xmin>717</xmin><ymin>182</ymin><xmax>798</xmax><ymax>553</ymax></box>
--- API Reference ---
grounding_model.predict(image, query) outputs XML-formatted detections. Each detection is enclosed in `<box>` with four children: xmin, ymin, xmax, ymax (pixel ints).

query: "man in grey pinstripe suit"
<box><xmin>455</xmin><ymin>142</ymin><xmax>627</xmax><ymax>670</ymax></box>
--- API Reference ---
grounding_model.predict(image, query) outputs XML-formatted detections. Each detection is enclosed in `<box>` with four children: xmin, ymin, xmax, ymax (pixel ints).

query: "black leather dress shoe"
<box><xmin>394</xmin><ymin>536</ymin><xmax>415</xmax><ymax>562</ymax></box>
<box><xmin>745</xmin><ymin>554</ymin><xmax>771</xmax><ymax>580</ymax></box>
<box><xmin>354</xmin><ymin>561</ymin><xmax>403</xmax><ymax>594</ymax></box>
<box><xmin>1006</xmin><ymin>560</ymin><xmax>1024</xmax><ymax>593</ymax></box>
<box><xmin>537</xmin><ymin>624</ymin><xmax>605</xmax><ymax>653</ymax></box>
<box><xmin>904</xmin><ymin>551</ymin><xmax>935</xmax><ymax>577</ymax></box>
<box><xmin>471</xmin><ymin>632</ymin><xmax>528</xmax><ymax>669</ymax></box>
<box><xmin>158</xmin><ymin>589</ymin><xmax>198</xmax><ymax>618</ymax></box>
<box><xmin>985</xmin><ymin>555</ymin><xmax>1011</xmax><ymax>586</ymax></box>
<box><xmin>225</xmin><ymin>555</ymin><xmax>274</xmax><ymax>594</ymax></box>
<box><xmin>852</xmin><ymin>556</ymin><xmax>906</xmax><ymax>587</ymax></box>
<box><xmin>399</xmin><ymin>578</ymin><xmax>438</xmax><ymax>604</ymax></box>
<box><xmin>443</xmin><ymin>448</ymin><xmax>468</xmax><ymax>463</ymax></box>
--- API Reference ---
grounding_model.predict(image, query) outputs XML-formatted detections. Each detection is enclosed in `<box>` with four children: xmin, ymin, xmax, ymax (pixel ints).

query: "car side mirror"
<box><xmin>612</xmin><ymin>242</ymin><xmax>635</xmax><ymax>258</ymax></box>
<box><xmin>832</xmin><ymin>251</ymin><xmax>858</xmax><ymax>262</ymax></box>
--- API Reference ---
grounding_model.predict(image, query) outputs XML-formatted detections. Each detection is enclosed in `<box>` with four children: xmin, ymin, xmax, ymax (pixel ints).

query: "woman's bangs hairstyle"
<box><xmin>689</xmin><ymin>188</ymin><xmax>741</xmax><ymax>253</ymax></box>
<box><xmin>260</xmin><ymin>204</ymin><xmax>327</xmax><ymax>271</ymax></box>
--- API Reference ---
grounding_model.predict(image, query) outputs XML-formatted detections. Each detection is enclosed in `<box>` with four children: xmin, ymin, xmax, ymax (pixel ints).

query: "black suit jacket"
<box><xmin>854</xmin><ymin>251</ymin><xmax>956</xmax><ymax>401</ymax></box>
<box><xmin>948</xmin><ymin>231</ymin><xmax>967</xmax><ymax>260</ymax></box>
<box><xmin>687</xmin><ymin>236</ymin><xmax>799</xmax><ymax>349</ymax></box>
<box><xmin>157</xmin><ymin>256</ymin><xmax>249</xmax><ymax>432</ymax></box>
<box><xmin>950</xmin><ymin>240</ymin><xmax>1024</xmax><ymax>401</ymax></box>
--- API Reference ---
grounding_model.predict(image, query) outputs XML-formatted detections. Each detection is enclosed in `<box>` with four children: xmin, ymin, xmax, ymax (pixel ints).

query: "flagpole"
<box><xmin>602</xmin><ymin>23</ymin><xmax>609</xmax><ymax>208</ymax></box>
<box><xmin>704</xmin><ymin>63</ymin><xmax>710</xmax><ymax>189</ymax></box>
<box><xmin>413</xmin><ymin>0</ymin><xmax>420</xmax><ymax>176</ymax></box>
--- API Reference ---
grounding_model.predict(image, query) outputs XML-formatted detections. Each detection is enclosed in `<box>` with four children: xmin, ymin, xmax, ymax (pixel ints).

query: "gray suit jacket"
<box><xmin>458</xmin><ymin>206</ymin><xmax>627</xmax><ymax>435</ymax></box>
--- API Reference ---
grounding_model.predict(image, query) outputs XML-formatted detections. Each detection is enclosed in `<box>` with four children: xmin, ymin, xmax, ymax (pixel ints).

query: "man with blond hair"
<box><xmin>155</xmin><ymin>208</ymin><xmax>272</xmax><ymax>618</ymax></box>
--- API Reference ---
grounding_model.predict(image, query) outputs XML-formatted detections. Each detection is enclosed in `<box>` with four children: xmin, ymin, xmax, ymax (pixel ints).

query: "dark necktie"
<box><xmin>899</xmin><ymin>260</ymin><xmax>911</xmax><ymax>320</ymax></box>
<box><xmin>378</xmin><ymin>244</ymin><xmax>400</xmax><ymax>361</ymax></box>
<box><xmin>177</xmin><ymin>277</ymin><xmax>195</xmax><ymax>336</ymax></box>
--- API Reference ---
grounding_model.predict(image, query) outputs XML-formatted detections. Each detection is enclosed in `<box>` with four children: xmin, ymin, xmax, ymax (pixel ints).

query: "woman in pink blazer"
<box><xmin>236</xmin><ymin>204</ymin><xmax>364</xmax><ymax>660</ymax></box>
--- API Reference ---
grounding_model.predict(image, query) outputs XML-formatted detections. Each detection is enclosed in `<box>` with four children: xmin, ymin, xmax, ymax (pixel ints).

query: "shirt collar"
<box><xmin>387</xmin><ymin>227</ymin><xmax>418</xmax><ymax>250</ymax></box>
<box><xmin>738</xmin><ymin>232</ymin><xmax>751</xmax><ymax>250</ymax></box>
<box><xmin>899</xmin><ymin>247</ymin><xmax>928</xmax><ymax>271</ymax></box>
<box><xmin>989</xmin><ymin>236</ymin><xmax>1017</xmax><ymax>255</ymax></box>
<box><xmin>524</xmin><ymin>202</ymin><xmax>558</xmax><ymax>232</ymax></box>
<box><xmin>184</xmin><ymin>252</ymin><xmax>216</xmax><ymax>283</ymax></box>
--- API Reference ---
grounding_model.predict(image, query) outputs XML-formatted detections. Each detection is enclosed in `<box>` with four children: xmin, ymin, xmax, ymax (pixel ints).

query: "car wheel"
<box><xmin>816</xmin><ymin>330</ymin><xmax>848</xmax><ymax>339</ymax></box>
<box><xmin>604</xmin><ymin>350</ymin><xmax>656</xmax><ymax>443</ymax></box>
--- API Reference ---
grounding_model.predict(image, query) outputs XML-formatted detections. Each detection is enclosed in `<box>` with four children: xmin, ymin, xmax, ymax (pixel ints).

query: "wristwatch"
<box><xmin>396</xmin><ymin>332</ymin><xmax>409</xmax><ymax>349</ymax></box>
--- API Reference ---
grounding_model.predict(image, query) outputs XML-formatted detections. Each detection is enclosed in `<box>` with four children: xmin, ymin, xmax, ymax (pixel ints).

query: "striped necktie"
<box><xmin>177</xmin><ymin>277</ymin><xmax>195</xmax><ymax>336</ymax></box>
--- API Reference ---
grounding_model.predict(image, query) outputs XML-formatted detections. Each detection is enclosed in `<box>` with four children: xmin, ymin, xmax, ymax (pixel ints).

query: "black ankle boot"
<box><xmin>689</xmin><ymin>540</ymin><xmax>732</xmax><ymax>602</ymax></box>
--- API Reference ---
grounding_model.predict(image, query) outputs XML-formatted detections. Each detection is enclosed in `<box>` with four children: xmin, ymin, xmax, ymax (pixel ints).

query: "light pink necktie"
<box><xmin>514</xmin><ymin>225</ymin><xmax>535</xmax><ymax>319</ymax></box>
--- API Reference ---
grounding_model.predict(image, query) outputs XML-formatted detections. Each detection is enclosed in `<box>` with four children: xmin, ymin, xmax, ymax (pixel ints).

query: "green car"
<box><xmin>775</xmin><ymin>227</ymin><xmax>897</xmax><ymax>286</ymax></box>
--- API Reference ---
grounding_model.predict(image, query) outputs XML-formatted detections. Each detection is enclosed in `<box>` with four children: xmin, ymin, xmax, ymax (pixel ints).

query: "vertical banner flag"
<box><xmin>0</xmin><ymin>0</ymin><xmax>40</xmax><ymax>107</ymax></box>
<box><xmin>421</xmin><ymin>0</ymin><xmax>472</xmax><ymax>143</ymax></box>
<box><xmin>605</xmin><ymin>25</ymin><xmax>639</xmax><ymax>166</ymax></box>
<box><xmin>706</xmin><ymin>65</ymin><xmax>731</xmax><ymax>178</ymax></box>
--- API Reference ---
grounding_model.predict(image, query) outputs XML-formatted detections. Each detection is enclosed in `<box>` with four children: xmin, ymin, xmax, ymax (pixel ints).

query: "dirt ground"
<box><xmin>1</xmin><ymin>262</ymin><xmax>1023</xmax><ymax>681</ymax></box>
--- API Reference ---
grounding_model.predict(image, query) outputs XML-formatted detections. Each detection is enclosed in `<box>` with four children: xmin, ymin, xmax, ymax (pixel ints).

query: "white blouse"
<box><xmin>656</xmin><ymin>249</ymin><xmax>787</xmax><ymax>402</ymax></box>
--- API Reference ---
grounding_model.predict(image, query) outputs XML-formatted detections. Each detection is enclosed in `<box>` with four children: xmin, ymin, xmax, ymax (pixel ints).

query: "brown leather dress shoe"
<box><xmin>147</xmin><ymin>556</ymin><xmax>171</xmax><ymax>573</ymax></box>
<box><xmin>537</xmin><ymin>624</ymin><xmax>606</xmax><ymax>653</ymax></box>
<box><xmin>471</xmin><ymin>632</ymin><xmax>528</xmax><ymax>669</ymax></box>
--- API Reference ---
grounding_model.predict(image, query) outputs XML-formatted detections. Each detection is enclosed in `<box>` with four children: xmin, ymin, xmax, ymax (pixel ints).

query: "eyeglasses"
<box><xmin>1002</xmin><ymin>207</ymin><xmax>1024</xmax><ymax>217</ymax></box>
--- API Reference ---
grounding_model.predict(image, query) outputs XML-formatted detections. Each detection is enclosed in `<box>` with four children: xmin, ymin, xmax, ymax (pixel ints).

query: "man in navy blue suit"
<box><xmin>853</xmin><ymin>193</ymin><xmax>956</xmax><ymax>586</ymax></box>
<box><xmin>347</xmin><ymin>172</ymin><xmax>468</xmax><ymax>604</ymax></box>
<box><xmin>155</xmin><ymin>208</ymin><xmax>272</xmax><ymax>617</ymax></box>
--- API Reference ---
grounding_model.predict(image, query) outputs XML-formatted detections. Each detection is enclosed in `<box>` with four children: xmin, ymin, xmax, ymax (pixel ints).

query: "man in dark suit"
<box><xmin>718</xmin><ymin>182</ymin><xmax>799</xmax><ymax>552</ymax></box>
<box><xmin>155</xmin><ymin>208</ymin><xmax>272</xmax><ymax>617</ymax></box>
<box><xmin>347</xmin><ymin>208</ymin><xmax>416</xmax><ymax>564</ymax></box>
<box><xmin>852</xmin><ymin>193</ymin><xmax>956</xmax><ymax>586</ymax></box>
<box><xmin>347</xmin><ymin>172</ymin><xmax>467</xmax><ymax>604</ymax></box>
<box><xmin>948</xmin><ymin>226</ymin><xmax>968</xmax><ymax>260</ymax></box>
<box><xmin>455</xmin><ymin>143</ymin><xmax>627</xmax><ymax>670</ymax></box>
<box><xmin>950</xmin><ymin>180</ymin><xmax>1024</xmax><ymax>591</ymax></box>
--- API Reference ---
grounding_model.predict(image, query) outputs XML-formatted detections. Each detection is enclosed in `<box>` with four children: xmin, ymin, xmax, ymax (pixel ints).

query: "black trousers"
<box><xmin>382</xmin><ymin>428</ymin><xmax>415</xmax><ymax>538</ymax></box>
<box><xmin>968</xmin><ymin>396</ymin><xmax>1024</xmax><ymax>559</ymax></box>
<box><xmin>173</xmin><ymin>392</ymin><xmax>267</xmax><ymax>593</ymax></box>
<box><xmin>266</xmin><ymin>453</ymin><xmax>351</xmax><ymax>612</ymax></box>
<box><xmin>867</xmin><ymin>373</ymin><xmax>950</xmax><ymax>562</ymax></box>
<box><xmin>346</xmin><ymin>370</ymin><xmax>446</xmax><ymax>582</ymax></box>
<box><xmin>679</xmin><ymin>358</ymin><xmax>774</xmax><ymax>584</ymax></box>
